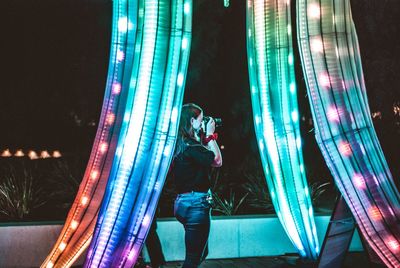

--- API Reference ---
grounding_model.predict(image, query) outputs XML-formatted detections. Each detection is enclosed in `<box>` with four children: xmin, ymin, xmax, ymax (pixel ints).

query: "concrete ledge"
<box><xmin>0</xmin><ymin>215</ymin><xmax>362</xmax><ymax>267</ymax></box>
<box><xmin>155</xmin><ymin>215</ymin><xmax>362</xmax><ymax>261</ymax></box>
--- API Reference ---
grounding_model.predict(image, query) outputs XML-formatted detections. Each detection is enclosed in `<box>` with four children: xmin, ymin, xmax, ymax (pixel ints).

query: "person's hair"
<box><xmin>174</xmin><ymin>103</ymin><xmax>203</xmax><ymax>157</ymax></box>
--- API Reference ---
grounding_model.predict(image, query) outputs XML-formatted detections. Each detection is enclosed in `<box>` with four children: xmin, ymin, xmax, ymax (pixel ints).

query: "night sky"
<box><xmin>1</xmin><ymin>0</ymin><xmax>400</xmax><ymax>179</ymax></box>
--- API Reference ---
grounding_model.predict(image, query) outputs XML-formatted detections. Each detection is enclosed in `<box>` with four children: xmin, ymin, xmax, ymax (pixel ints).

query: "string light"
<box><xmin>40</xmin><ymin>151</ymin><xmax>51</xmax><ymax>158</ymax></box>
<box><xmin>15</xmin><ymin>149</ymin><xmax>24</xmax><ymax>157</ymax></box>
<box><xmin>28</xmin><ymin>150</ymin><xmax>39</xmax><ymax>160</ymax></box>
<box><xmin>1</xmin><ymin>149</ymin><xmax>12</xmax><ymax>157</ymax></box>
<box><xmin>52</xmin><ymin>151</ymin><xmax>62</xmax><ymax>158</ymax></box>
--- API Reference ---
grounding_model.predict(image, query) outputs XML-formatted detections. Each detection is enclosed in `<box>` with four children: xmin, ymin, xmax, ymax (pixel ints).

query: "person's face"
<box><xmin>191</xmin><ymin>111</ymin><xmax>203</xmax><ymax>132</ymax></box>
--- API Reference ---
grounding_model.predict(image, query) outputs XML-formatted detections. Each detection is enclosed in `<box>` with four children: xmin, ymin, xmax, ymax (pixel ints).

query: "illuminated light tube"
<box><xmin>84</xmin><ymin>0</ymin><xmax>192</xmax><ymax>267</ymax></box>
<box><xmin>41</xmin><ymin>0</ymin><xmax>138</xmax><ymax>267</ymax></box>
<box><xmin>246</xmin><ymin>0</ymin><xmax>319</xmax><ymax>260</ymax></box>
<box><xmin>297</xmin><ymin>0</ymin><xmax>400</xmax><ymax>266</ymax></box>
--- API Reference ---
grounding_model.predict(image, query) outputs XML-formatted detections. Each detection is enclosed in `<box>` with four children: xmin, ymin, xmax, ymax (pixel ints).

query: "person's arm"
<box><xmin>206</xmin><ymin>139</ymin><xmax>222</xmax><ymax>167</ymax></box>
<box><xmin>205</xmin><ymin>118</ymin><xmax>222</xmax><ymax>167</ymax></box>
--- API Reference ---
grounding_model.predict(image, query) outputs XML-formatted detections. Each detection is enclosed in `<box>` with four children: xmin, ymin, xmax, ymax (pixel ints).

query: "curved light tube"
<box><xmin>297</xmin><ymin>0</ymin><xmax>400</xmax><ymax>266</ymax></box>
<box><xmin>84</xmin><ymin>0</ymin><xmax>192</xmax><ymax>267</ymax></box>
<box><xmin>246</xmin><ymin>0</ymin><xmax>319</xmax><ymax>259</ymax></box>
<box><xmin>42</xmin><ymin>1</ymin><xmax>138</xmax><ymax>267</ymax></box>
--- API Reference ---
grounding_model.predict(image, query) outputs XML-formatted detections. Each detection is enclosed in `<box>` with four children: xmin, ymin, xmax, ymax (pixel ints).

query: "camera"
<box><xmin>203</xmin><ymin>116</ymin><xmax>222</xmax><ymax>128</ymax></box>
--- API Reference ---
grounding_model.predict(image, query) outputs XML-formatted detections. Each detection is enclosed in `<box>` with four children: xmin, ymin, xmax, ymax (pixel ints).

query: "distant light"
<box><xmin>1</xmin><ymin>149</ymin><xmax>12</xmax><ymax>157</ymax></box>
<box><xmin>28</xmin><ymin>150</ymin><xmax>39</xmax><ymax>160</ymax></box>
<box><xmin>308</xmin><ymin>4</ymin><xmax>320</xmax><ymax>18</ymax></box>
<box><xmin>220</xmin><ymin>145</ymin><xmax>225</xmax><ymax>150</ymax></box>
<box><xmin>40</xmin><ymin>150</ymin><xmax>51</xmax><ymax>159</ymax></box>
<box><xmin>372</xmin><ymin>111</ymin><xmax>382</xmax><ymax>119</ymax></box>
<box><xmin>52</xmin><ymin>151</ymin><xmax>62</xmax><ymax>158</ymax></box>
<box><xmin>15</xmin><ymin>149</ymin><xmax>24</xmax><ymax>157</ymax></box>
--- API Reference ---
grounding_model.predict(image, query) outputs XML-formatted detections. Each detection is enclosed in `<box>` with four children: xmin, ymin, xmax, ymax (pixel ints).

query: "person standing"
<box><xmin>172</xmin><ymin>103</ymin><xmax>222</xmax><ymax>268</ymax></box>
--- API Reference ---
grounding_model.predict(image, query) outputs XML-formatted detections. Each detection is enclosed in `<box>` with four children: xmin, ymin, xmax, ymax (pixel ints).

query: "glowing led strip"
<box><xmin>42</xmin><ymin>1</ymin><xmax>137</xmax><ymax>267</ymax></box>
<box><xmin>84</xmin><ymin>0</ymin><xmax>191</xmax><ymax>267</ymax></box>
<box><xmin>297</xmin><ymin>0</ymin><xmax>400</xmax><ymax>266</ymax></box>
<box><xmin>247</xmin><ymin>0</ymin><xmax>319</xmax><ymax>259</ymax></box>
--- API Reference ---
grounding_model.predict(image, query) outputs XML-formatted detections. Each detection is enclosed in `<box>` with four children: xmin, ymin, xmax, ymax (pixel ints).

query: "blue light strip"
<box><xmin>297</xmin><ymin>0</ymin><xmax>400</xmax><ymax>266</ymax></box>
<box><xmin>84</xmin><ymin>0</ymin><xmax>191</xmax><ymax>267</ymax></box>
<box><xmin>246</xmin><ymin>0</ymin><xmax>319</xmax><ymax>260</ymax></box>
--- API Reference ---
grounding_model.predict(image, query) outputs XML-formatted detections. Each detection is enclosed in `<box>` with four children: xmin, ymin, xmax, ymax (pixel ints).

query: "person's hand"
<box><xmin>206</xmin><ymin>117</ymin><xmax>215</xmax><ymax>136</ymax></box>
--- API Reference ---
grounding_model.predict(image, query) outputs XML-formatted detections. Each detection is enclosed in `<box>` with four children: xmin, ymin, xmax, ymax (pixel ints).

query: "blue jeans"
<box><xmin>174</xmin><ymin>191</ymin><xmax>212</xmax><ymax>268</ymax></box>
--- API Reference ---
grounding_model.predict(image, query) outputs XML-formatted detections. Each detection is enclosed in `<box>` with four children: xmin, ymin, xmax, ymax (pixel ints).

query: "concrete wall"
<box><xmin>0</xmin><ymin>215</ymin><xmax>362</xmax><ymax>267</ymax></box>
<box><xmin>153</xmin><ymin>215</ymin><xmax>362</xmax><ymax>261</ymax></box>
<box><xmin>0</xmin><ymin>222</ymin><xmax>86</xmax><ymax>268</ymax></box>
